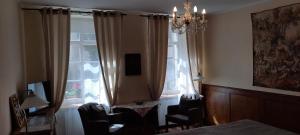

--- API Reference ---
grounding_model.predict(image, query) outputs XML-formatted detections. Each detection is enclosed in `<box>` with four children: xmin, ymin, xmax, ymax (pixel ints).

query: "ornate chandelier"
<box><xmin>171</xmin><ymin>0</ymin><xmax>208</xmax><ymax>34</ymax></box>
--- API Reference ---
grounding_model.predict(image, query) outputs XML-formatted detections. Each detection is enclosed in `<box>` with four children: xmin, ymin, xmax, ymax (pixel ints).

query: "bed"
<box><xmin>159</xmin><ymin>120</ymin><xmax>298</xmax><ymax>135</ymax></box>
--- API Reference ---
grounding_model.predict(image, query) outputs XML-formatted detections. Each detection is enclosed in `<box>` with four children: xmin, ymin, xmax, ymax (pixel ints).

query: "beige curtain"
<box><xmin>93</xmin><ymin>11</ymin><xmax>123</xmax><ymax>106</ymax></box>
<box><xmin>41</xmin><ymin>8</ymin><xmax>70</xmax><ymax>112</ymax></box>
<box><xmin>147</xmin><ymin>15</ymin><xmax>169</xmax><ymax>100</ymax></box>
<box><xmin>22</xmin><ymin>10</ymin><xmax>47</xmax><ymax>83</ymax></box>
<box><xmin>186</xmin><ymin>30</ymin><xmax>204</xmax><ymax>94</ymax></box>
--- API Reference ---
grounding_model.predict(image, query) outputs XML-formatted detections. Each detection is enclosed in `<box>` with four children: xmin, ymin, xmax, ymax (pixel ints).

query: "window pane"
<box><xmin>63</xmin><ymin>15</ymin><xmax>108</xmax><ymax>108</ymax></box>
<box><xmin>168</xmin><ymin>32</ymin><xmax>178</xmax><ymax>43</ymax></box>
<box><xmin>71</xmin><ymin>32</ymin><xmax>80</xmax><ymax>41</ymax></box>
<box><xmin>164</xmin><ymin>59</ymin><xmax>176</xmax><ymax>90</ymax></box>
<box><xmin>81</xmin><ymin>33</ymin><xmax>96</xmax><ymax>42</ymax></box>
<box><xmin>68</xmin><ymin>63</ymin><xmax>81</xmax><ymax>80</ymax></box>
<box><xmin>69</xmin><ymin>46</ymin><xmax>80</xmax><ymax>62</ymax></box>
<box><xmin>83</xmin><ymin>62</ymin><xmax>100</xmax><ymax>80</ymax></box>
<box><xmin>168</xmin><ymin>45</ymin><xmax>176</xmax><ymax>58</ymax></box>
<box><xmin>81</xmin><ymin>45</ymin><xmax>99</xmax><ymax>61</ymax></box>
<box><xmin>82</xmin><ymin>79</ymin><xmax>100</xmax><ymax>103</ymax></box>
<box><xmin>163</xmin><ymin>20</ymin><xmax>194</xmax><ymax>96</ymax></box>
<box><xmin>65</xmin><ymin>81</ymin><xmax>81</xmax><ymax>99</ymax></box>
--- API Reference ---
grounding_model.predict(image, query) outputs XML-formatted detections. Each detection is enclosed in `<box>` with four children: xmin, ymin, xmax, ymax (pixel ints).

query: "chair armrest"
<box><xmin>88</xmin><ymin>120</ymin><xmax>109</xmax><ymax>134</ymax></box>
<box><xmin>167</xmin><ymin>105</ymin><xmax>180</xmax><ymax>115</ymax></box>
<box><xmin>88</xmin><ymin>120</ymin><xmax>109</xmax><ymax>125</ymax></box>
<box><xmin>108</xmin><ymin>112</ymin><xmax>123</xmax><ymax>124</ymax></box>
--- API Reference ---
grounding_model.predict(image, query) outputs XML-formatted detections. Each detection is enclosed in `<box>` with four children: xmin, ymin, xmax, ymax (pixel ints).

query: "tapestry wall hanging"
<box><xmin>252</xmin><ymin>3</ymin><xmax>300</xmax><ymax>91</ymax></box>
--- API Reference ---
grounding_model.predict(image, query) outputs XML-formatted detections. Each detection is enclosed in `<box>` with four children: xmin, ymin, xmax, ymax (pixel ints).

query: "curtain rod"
<box><xmin>22</xmin><ymin>8</ymin><xmax>127</xmax><ymax>15</ymax></box>
<box><xmin>140</xmin><ymin>14</ymin><xmax>170</xmax><ymax>17</ymax></box>
<box><xmin>140</xmin><ymin>14</ymin><xmax>176</xmax><ymax>19</ymax></box>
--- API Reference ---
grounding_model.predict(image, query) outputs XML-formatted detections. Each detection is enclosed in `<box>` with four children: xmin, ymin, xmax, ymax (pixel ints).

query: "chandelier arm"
<box><xmin>171</xmin><ymin>0</ymin><xmax>207</xmax><ymax>34</ymax></box>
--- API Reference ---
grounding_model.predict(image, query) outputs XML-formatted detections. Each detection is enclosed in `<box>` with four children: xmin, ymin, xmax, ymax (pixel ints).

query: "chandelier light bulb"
<box><xmin>202</xmin><ymin>9</ymin><xmax>206</xmax><ymax>14</ymax></box>
<box><xmin>194</xmin><ymin>6</ymin><xmax>198</xmax><ymax>13</ymax></box>
<box><xmin>170</xmin><ymin>1</ymin><xmax>208</xmax><ymax>33</ymax></box>
<box><xmin>173</xmin><ymin>6</ymin><xmax>178</xmax><ymax>12</ymax></box>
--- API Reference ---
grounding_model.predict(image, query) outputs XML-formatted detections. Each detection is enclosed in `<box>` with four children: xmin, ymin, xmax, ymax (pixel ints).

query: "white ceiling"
<box><xmin>20</xmin><ymin>0</ymin><xmax>269</xmax><ymax>14</ymax></box>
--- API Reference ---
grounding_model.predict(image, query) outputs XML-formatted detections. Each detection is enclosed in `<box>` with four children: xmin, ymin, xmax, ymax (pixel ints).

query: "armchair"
<box><xmin>165</xmin><ymin>94</ymin><xmax>204</xmax><ymax>131</ymax></box>
<box><xmin>78</xmin><ymin>103</ymin><xmax>124</xmax><ymax>135</ymax></box>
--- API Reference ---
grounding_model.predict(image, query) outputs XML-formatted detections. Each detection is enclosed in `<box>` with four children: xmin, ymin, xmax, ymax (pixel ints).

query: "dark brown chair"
<box><xmin>144</xmin><ymin>105</ymin><xmax>159</xmax><ymax>134</ymax></box>
<box><xmin>165</xmin><ymin>94</ymin><xmax>204</xmax><ymax>131</ymax></box>
<box><xmin>112</xmin><ymin>107</ymin><xmax>143</xmax><ymax>134</ymax></box>
<box><xmin>78</xmin><ymin>103</ymin><xmax>124</xmax><ymax>135</ymax></box>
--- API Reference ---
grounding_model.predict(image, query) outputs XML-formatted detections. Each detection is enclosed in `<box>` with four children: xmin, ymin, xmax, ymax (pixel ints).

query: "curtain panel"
<box><xmin>93</xmin><ymin>11</ymin><xmax>123</xmax><ymax>106</ymax></box>
<box><xmin>186</xmin><ymin>30</ymin><xmax>204</xmax><ymax>94</ymax></box>
<box><xmin>22</xmin><ymin>10</ymin><xmax>48</xmax><ymax>83</ymax></box>
<box><xmin>147</xmin><ymin>15</ymin><xmax>169</xmax><ymax>100</ymax></box>
<box><xmin>41</xmin><ymin>8</ymin><xmax>71</xmax><ymax>112</ymax></box>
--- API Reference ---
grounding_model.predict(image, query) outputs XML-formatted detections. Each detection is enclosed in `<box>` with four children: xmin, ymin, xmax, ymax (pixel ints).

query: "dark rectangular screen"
<box><xmin>125</xmin><ymin>53</ymin><xmax>141</xmax><ymax>76</ymax></box>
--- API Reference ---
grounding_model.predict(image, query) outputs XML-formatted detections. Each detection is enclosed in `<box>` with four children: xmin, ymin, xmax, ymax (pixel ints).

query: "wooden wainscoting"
<box><xmin>202</xmin><ymin>84</ymin><xmax>300</xmax><ymax>133</ymax></box>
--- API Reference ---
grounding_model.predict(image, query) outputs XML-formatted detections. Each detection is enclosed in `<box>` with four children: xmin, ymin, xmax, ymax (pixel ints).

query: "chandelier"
<box><xmin>171</xmin><ymin>0</ymin><xmax>208</xmax><ymax>34</ymax></box>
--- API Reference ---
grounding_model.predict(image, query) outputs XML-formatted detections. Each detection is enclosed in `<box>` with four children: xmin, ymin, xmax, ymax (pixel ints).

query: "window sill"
<box><xmin>160</xmin><ymin>94</ymin><xmax>179</xmax><ymax>99</ymax></box>
<box><xmin>60</xmin><ymin>103</ymin><xmax>83</xmax><ymax>109</ymax></box>
<box><xmin>161</xmin><ymin>89</ymin><xmax>180</xmax><ymax>96</ymax></box>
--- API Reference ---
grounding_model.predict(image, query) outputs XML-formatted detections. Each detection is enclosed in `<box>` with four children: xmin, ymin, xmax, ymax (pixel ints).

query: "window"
<box><xmin>162</xmin><ymin>21</ymin><xmax>195</xmax><ymax>96</ymax></box>
<box><xmin>62</xmin><ymin>15</ymin><xmax>108</xmax><ymax>108</ymax></box>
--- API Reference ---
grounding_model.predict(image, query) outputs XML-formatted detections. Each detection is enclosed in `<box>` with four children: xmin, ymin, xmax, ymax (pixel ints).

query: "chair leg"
<box><xmin>186</xmin><ymin>125</ymin><xmax>189</xmax><ymax>129</ymax></box>
<box><xmin>166</xmin><ymin>119</ymin><xmax>168</xmax><ymax>132</ymax></box>
<box><xmin>181</xmin><ymin>125</ymin><xmax>184</xmax><ymax>130</ymax></box>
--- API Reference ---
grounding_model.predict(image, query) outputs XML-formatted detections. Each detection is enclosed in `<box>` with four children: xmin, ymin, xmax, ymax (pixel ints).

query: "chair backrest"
<box><xmin>78</xmin><ymin>103</ymin><xmax>108</xmax><ymax>135</ymax></box>
<box><xmin>179</xmin><ymin>94</ymin><xmax>202</xmax><ymax>110</ymax></box>
<box><xmin>9</xmin><ymin>94</ymin><xmax>27</xmax><ymax>130</ymax></box>
<box><xmin>113</xmin><ymin>107</ymin><xmax>143</xmax><ymax>125</ymax></box>
<box><xmin>144</xmin><ymin>105</ymin><xmax>159</xmax><ymax>133</ymax></box>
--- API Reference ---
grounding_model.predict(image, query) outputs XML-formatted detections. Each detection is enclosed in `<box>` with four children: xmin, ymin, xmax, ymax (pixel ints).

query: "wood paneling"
<box><xmin>206</xmin><ymin>88</ymin><xmax>230</xmax><ymax>124</ymax></box>
<box><xmin>230</xmin><ymin>94</ymin><xmax>261</xmax><ymax>121</ymax></box>
<box><xmin>203</xmin><ymin>84</ymin><xmax>300</xmax><ymax>133</ymax></box>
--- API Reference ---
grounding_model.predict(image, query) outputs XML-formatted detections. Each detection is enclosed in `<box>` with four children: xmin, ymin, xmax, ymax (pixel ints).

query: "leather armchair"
<box><xmin>165</xmin><ymin>94</ymin><xmax>204</xmax><ymax>131</ymax></box>
<box><xmin>78</xmin><ymin>103</ymin><xmax>124</xmax><ymax>135</ymax></box>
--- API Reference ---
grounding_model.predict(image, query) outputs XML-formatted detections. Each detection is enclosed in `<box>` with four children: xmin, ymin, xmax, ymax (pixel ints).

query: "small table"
<box><xmin>112</xmin><ymin>101</ymin><xmax>159</xmax><ymax>117</ymax></box>
<box><xmin>112</xmin><ymin>101</ymin><xmax>160</xmax><ymax>134</ymax></box>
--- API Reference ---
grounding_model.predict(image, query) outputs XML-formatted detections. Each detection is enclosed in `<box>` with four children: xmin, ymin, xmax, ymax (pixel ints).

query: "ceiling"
<box><xmin>20</xmin><ymin>0</ymin><xmax>269</xmax><ymax>14</ymax></box>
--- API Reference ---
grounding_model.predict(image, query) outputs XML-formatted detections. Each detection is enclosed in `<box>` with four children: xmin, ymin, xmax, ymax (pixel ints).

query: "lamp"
<box><xmin>193</xmin><ymin>72</ymin><xmax>204</xmax><ymax>81</ymax></box>
<box><xmin>193</xmin><ymin>72</ymin><xmax>204</xmax><ymax>95</ymax></box>
<box><xmin>21</xmin><ymin>90</ymin><xmax>49</xmax><ymax>134</ymax></box>
<box><xmin>21</xmin><ymin>90</ymin><xmax>49</xmax><ymax>110</ymax></box>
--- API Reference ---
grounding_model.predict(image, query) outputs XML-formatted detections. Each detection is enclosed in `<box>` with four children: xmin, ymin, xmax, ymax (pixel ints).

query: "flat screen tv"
<box><xmin>125</xmin><ymin>53</ymin><xmax>141</xmax><ymax>76</ymax></box>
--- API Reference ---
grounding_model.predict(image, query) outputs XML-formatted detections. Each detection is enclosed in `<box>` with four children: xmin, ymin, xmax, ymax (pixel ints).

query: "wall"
<box><xmin>0</xmin><ymin>0</ymin><xmax>24</xmax><ymax>134</ymax></box>
<box><xmin>203</xmin><ymin>84</ymin><xmax>300</xmax><ymax>133</ymax></box>
<box><xmin>204</xmin><ymin>0</ymin><xmax>300</xmax><ymax>96</ymax></box>
<box><xmin>117</xmin><ymin>15</ymin><xmax>151</xmax><ymax>104</ymax></box>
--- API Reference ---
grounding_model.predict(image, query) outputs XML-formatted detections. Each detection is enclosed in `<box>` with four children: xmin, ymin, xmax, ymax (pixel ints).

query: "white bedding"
<box><xmin>159</xmin><ymin>120</ymin><xmax>298</xmax><ymax>135</ymax></box>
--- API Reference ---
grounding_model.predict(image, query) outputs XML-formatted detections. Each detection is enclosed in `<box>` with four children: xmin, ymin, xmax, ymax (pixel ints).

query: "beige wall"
<box><xmin>204</xmin><ymin>0</ymin><xmax>300</xmax><ymax>96</ymax></box>
<box><xmin>0</xmin><ymin>0</ymin><xmax>24</xmax><ymax>134</ymax></box>
<box><xmin>117</xmin><ymin>15</ymin><xmax>151</xmax><ymax>104</ymax></box>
